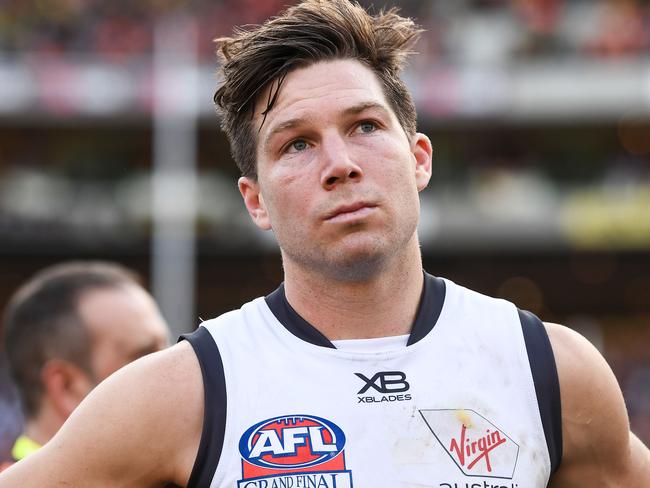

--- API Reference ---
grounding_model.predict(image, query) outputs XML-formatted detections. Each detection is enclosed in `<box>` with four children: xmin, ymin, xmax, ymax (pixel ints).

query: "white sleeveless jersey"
<box><xmin>182</xmin><ymin>274</ymin><xmax>562</xmax><ymax>488</ymax></box>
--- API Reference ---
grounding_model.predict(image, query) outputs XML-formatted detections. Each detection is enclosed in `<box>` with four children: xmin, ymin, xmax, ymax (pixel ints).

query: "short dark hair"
<box><xmin>2</xmin><ymin>261</ymin><xmax>141</xmax><ymax>419</ymax></box>
<box><xmin>214</xmin><ymin>0</ymin><xmax>422</xmax><ymax>179</ymax></box>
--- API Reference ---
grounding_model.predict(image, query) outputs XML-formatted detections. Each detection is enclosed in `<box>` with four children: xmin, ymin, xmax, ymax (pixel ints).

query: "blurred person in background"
<box><xmin>0</xmin><ymin>1</ymin><xmax>649</xmax><ymax>487</ymax></box>
<box><xmin>0</xmin><ymin>354</ymin><xmax>21</xmax><ymax>470</ymax></box>
<box><xmin>0</xmin><ymin>261</ymin><xmax>169</xmax><ymax>467</ymax></box>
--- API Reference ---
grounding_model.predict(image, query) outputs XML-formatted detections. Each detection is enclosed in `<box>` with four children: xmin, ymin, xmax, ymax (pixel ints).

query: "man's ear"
<box><xmin>238</xmin><ymin>176</ymin><xmax>271</xmax><ymax>230</ymax></box>
<box><xmin>411</xmin><ymin>133</ymin><xmax>433</xmax><ymax>192</ymax></box>
<box><xmin>41</xmin><ymin>359</ymin><xmax>94</xmax><ymax>420</ymax></box>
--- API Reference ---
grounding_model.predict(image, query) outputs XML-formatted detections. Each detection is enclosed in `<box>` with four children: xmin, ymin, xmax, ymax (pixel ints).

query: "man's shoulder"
<box><xmin>74</xmin><ymin>341</ymin><xmax>203</xmax><ymax>438</ymax></box>
<box><xmin>435</xmin><ymin>276</ymin><xmax>519</xmax><ymax>313</ymax></box>
<box><xmin>199</xmin><ymin>295</ymin><xmax>271</xmax><ymax>334</ymax></box>
<box><xmin>71</xmin><ymin>342</ymin><xmax>204</xmax><ymax>483</ymax></box>
<box><xmin>545</xmin><ymin>322</ymin><xmax>650</xmax><ymax>485</ymax></box>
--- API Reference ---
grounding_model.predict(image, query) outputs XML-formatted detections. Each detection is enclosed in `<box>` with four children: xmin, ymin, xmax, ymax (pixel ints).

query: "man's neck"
<box><xmin>24</xmin><ymin>404</ymin><xmax>64</xmax><ymax>447</ymax></box>
<box><xmin>283</xmin><ymin>241</ymin><xmax>425</xmax><ymax>341</ymax></box>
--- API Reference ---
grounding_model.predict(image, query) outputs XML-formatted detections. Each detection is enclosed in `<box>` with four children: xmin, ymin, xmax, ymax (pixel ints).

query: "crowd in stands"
<box><xmin>0</xmin><ymin>0</ymin><xmax>648</xmax><ymax>62</ymax></box>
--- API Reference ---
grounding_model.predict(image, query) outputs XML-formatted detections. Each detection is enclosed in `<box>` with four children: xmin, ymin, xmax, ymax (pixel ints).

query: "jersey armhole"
<box><xmin>518</xmin><ymin>309</ymin><xmax>563</xmax><ymax>474</ymax></box>
<box><xmin>179</xmin><ymin>327</ymin><xmax>227</xmax><ymax>488</ymax></box>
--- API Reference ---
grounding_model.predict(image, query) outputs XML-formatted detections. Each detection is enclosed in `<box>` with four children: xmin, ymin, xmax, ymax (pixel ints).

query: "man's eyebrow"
<box><xmin>341</xmin><ymin>101</ymin><xmax>390</xmax><ymax>117</ymax></box>
<box><xmin>264</xmin><ymin>117</ymin><xmax>308</xmax><ymax>147</ymax></box>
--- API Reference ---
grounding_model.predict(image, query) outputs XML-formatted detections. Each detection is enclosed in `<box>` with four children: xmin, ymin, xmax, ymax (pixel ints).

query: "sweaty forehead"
<box><xmin>254</xmin><ymin>59</ymin><xmax>391</xmax><ymax>135</ymax></box>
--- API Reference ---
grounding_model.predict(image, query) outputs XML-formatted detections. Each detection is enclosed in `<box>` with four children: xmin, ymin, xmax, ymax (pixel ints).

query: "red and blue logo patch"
<box><xmin>238</xmin><ymin>415</ymin><xmax>353</xmax><ymax>487</ymax></box>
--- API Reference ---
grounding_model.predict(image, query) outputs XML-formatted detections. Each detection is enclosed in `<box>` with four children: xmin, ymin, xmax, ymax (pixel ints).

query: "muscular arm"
<box><xmin>546</xmin><ymin>323</ymin><xmax>650</xmax><ymax>486</ymax></box>
<box><xmin>0</xmin><ymin>341</ymin><xmax>203</xmax><ymax>487</ymax></box>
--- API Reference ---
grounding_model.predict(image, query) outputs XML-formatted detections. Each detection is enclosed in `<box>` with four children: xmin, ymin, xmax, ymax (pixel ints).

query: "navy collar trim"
<box><xmin>264</xmin><ymin>272</ymin><xmax>446</xmax><ymax>348</ymax></box>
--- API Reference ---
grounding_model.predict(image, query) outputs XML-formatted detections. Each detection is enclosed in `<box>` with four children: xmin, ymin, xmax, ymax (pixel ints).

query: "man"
<box><xmin>0</xmin><ymin>1</ymin><xmax>648</xmax><ymax>486</ymax></box>
<box><xmin>1</xmin><ymin>261</ymin><xmax>169</xmax><ymax>463</ymax></box>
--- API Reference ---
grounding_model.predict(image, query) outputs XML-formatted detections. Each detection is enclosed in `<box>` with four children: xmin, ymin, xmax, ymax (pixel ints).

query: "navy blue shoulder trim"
<box><xmin>265</xmin><ymin>284</ymin><xmax>335</xmax><ymax>348</ymax></box>
<box><xmin>265</xmin><ymin>271</ymin><xmax>446</xmax><ymax>348</ymax></box>
<box><xmin>518</xmin><ymin>309</ymin><xmax>563</xmax><ymax>474</ymax></box>
<box><xmin>178</xmin><ymin>327</ymin><xmax>227</xmax><ymax>488</ymax></box>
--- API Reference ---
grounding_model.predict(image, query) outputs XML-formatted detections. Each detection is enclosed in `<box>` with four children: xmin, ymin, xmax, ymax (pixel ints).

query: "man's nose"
<box><xmin>319</xmin><ymin>134</ymin><xmax>364</xmax><ymax>190</ymax></box>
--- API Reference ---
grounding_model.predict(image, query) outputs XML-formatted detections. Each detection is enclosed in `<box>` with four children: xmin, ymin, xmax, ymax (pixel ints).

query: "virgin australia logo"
<box><xmin>419</xmin><ymin>409</ymin><xmax>519</xmax><ymax>479</ymax></box>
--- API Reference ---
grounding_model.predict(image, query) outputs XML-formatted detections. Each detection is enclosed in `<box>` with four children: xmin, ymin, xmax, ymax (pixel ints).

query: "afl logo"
<box><xmin>239</xmin><ymin>414</ymin><xmax>346</xmax><ymax>469</ymax></box>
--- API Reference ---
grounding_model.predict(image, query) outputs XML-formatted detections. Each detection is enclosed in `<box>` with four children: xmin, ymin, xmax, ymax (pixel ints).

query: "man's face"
<box><xmin>77</xmin><ymin>284</ymin><xmax>169</xmax><ymax>384</ymax></box>
<box><xmin>239</xmin><ymin>59</ymin><xmax>432</xmax><ymax>281</ymax></box>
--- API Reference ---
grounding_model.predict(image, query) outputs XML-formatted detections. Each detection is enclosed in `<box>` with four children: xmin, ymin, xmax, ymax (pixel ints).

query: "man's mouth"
<box><xmin>325</xmin><ymin>202</ymin><xmax>377</xmax><ymax>223</ymax></box>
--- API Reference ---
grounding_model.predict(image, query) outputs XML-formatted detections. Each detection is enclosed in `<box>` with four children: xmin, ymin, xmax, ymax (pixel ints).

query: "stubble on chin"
<box><xmin>278</xmin><ymin>202</ymin><xmax>419</xmax><ymax>284</ymax></box>
<box><xmin>282</xmin><ymin>235</ymin><xmax>392</xmax><ymax>283</ymax></box>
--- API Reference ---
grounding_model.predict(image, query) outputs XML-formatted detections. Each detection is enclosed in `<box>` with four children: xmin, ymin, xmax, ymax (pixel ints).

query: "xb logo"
<box><xmin>354</xmin><ymin>371</ymin><xmax>410</xmax><ymax>394</ymax></box>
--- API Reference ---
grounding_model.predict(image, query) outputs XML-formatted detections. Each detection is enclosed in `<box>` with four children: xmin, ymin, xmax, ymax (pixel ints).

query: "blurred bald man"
<box><xmin>1</xmin><ymin>261</ymin><xmax>169</xmax><ymax>463</ymax></box>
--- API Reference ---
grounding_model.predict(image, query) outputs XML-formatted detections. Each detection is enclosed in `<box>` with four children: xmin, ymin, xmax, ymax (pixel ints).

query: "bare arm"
<box><xmin>0</xmin><ymin>341</ymin><xmax>203</xmax><ymax>487</ymax></box>
<box><xmin>546</xmin><ymin>323</ymin><xmax>650</xmax><ymax>487</ymax></box>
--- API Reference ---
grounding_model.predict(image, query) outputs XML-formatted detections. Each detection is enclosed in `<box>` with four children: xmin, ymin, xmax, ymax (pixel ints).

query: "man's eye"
<box><xmin>358</xmin><ymin>121</ymin><xmax>377</xmax><ymax>133</ymax></box>
<box><xmin>287</xmin><ymin>139</ymin><xmax>308</xmax><ymax>152</ymax></box>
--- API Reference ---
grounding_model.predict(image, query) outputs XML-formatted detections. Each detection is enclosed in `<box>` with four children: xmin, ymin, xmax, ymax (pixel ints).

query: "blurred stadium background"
<box><xmin>0</xmin><ymin>0</ymin><xmax>649</xmax><ymax>446</ymax></box>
